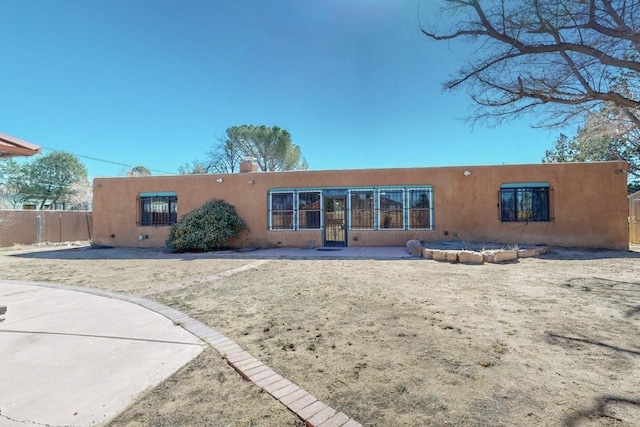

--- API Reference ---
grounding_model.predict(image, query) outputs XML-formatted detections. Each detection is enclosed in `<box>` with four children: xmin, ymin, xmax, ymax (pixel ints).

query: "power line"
<box><xmin>40</xmin><ymin>146</ymin><xmax>175</xmax><ymax>175</ymax></box>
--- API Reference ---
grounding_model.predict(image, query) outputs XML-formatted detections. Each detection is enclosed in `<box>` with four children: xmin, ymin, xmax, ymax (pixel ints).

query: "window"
<box><xmin>408</xmin><ymin>188</ymin><xmax>431</xmax><ymax>229</ymax></box>
<box><xmin>500</xmin><ymin>184</ymin><xmax>550</xmax><ymax>222</ymax></box>
<box><xmin>140</xmin><ymin>192</ymin><xmax>177</xmax><ymax>226</ymax></box>
<box><xmin>270</xmin><ymin>192</ymin><xmax>294</xmax><ymax>230</ymax></box>
<box><xmin>379</xmin><ymin>189</ymin><xmax>404</xmax><ymax>229</ymax></box>
<box><xmin>350</xmin><ymin>190</ymin><xmax>374</xmax><ymax>229</ymax></box>
<box><xmin>298</xmin><ymin>191</ymin><xmax>321</xmax><ymax>229</ymax></box>
<box><xmin>268</xmin><ymin>186</ymin><xmax>434</xmax><ymax>232</ymax></box>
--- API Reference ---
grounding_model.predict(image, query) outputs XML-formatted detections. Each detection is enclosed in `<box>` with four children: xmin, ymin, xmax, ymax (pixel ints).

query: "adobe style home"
<box><xmin>92</xmin><ymin>161</ymin><xmax>630</xmax><ymax>251</ymax></box>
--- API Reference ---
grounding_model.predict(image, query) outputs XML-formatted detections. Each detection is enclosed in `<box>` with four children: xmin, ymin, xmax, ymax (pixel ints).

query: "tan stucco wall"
<box><xmin>92</xmin><ymin>161</ymin><xmax>629</xmax><ymax>250</ymax></box>
<box><xmin>0</xmin><ymin>210</ymin><xmax>93</xmax><ymax>247</ymax></box>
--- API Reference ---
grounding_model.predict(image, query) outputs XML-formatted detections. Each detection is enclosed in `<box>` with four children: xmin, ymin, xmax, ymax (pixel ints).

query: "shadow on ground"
<box><xmin>3</xmin><ymin>245</ymin><xmax>190</xmax><ymax>260</ymax></box>
<box><xmin>540</xmin><ymin>246</ymin><xmax>640</xmax><ymax>260</ymax></box>
<box><xmin>563</xmin><ymin>395</ymin><xmax>640</xmax><ymax>427</ymax></box>
<box><xmin>545</xmin><ymin>332</ymin><xmax>640</xmax><ymax>356</ymax></box>
<box><xmin>3</xmin><ymin>243</ymin><xmax>640</xmax><ymax>262</ymax></box>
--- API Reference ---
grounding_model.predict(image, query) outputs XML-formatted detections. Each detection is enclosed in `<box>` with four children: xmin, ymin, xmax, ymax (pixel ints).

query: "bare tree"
<box><xmin>177</xmin><ymin>160</ymin><xmax>209</xmax><ymax>174</ymax></box>
<box><xmin>206</xmin><ymin>137</ymin><xmax>244</xmax><ymax>174</ymax></box>
<box><xmin>544</xmin><ymin>103</ymin><xmax>640</xmax><ymax>177</ymax></box>
<box><xmin>65</xmin><ymin>181</ymin><xmax>93</xmax><ymax>210</ymax></box>
<box><xmin>0</xmin><ymin>159</ymin><xmax>23</xmax><ymax>209</ymax></box>
<box><xmin>422</xmin><ymin>0</ymin><xmax>640</xmax><ymax>128</ymax></box>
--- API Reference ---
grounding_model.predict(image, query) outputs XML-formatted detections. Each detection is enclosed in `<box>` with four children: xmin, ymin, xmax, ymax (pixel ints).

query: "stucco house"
<box><xmin>92</xmin><ymin>160</ymin><xmax>630</xmax><ymax>251</ymax></box>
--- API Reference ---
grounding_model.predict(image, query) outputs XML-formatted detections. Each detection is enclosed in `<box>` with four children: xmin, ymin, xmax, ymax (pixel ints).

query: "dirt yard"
<box><xmin>1</xmin><ymin>243</ymin><xmax>639</xmax><ymax>426</ymax></box>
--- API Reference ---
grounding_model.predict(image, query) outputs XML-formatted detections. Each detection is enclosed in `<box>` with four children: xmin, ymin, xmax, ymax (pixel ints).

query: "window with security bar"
<box><xmin>500</xmin><ymin>185</ymin><xmax>550</xmax><ymax>222</ymax></box>
<box><xmin>140</xmin><ymin>194</ymin><xmax>177</xmax><ymax>226</ymax></box>
<box><xmin>298</xmin><ymin>191</ymin><xmax>321</xmax><ymax>229</ymax></box>
<box><xmin>408</xmin><ymin>188</ymin><xmax>431</xmax><ymax>229</ymax></box>
<box><xmin>268</xmin><ymin>187</ymin><xmax>434</xmax><ymax>232</ymax></box>
<box><xmin>270</xmin><ymin>192</ymin><xmax>294</xmax><ymax>230</ymax></box>
<box><xmin>350</xmin><ymin>190</ymin><xmax>374</xmax><ymax>229</ymax></box>
<box><xmin>379</xmin><ymin>189</ymin><xmax>404</xmax><ymax>229</ymax></box>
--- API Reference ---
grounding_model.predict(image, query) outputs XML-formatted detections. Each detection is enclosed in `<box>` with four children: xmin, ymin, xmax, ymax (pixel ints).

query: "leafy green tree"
<box><xmin>18</xmin><ymin>152</ymin><xmax>89</xmax><ymax>209</ymax></box>
<box><xmin>422</xmin><ymin>0</ymin><xmax>640</xmax><ymax>128</ymax></box>
<box><xmin>126</xmin><ymin>165</ymin><xmax>152</xmax><ymax>176</ymax></box>
<box><xmin>166</xmin><ymin>199</ymin><xmax>247</xmax><ymax>252</ymax></box>
<box><xmin>543</xmin><ymin>134</ymin><xmax>578</xmax><ymax>164</ymax></box>
<box><xmin>206</xmin><ymin>125</ymin><xmax>308</xmax><ymax>172</ymax></box>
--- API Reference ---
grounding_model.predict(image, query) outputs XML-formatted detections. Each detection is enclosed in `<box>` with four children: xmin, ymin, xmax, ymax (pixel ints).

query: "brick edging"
<box><xmin>1</xmin><ymin>280</ymin><xmax>362</xmax><ymax>427</ymax></box>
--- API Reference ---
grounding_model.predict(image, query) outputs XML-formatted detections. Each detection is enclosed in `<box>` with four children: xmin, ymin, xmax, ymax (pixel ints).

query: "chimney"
<box><xmin>239</xmin><ymin>158</ymin><xmax>258</xmax><ymax>173</ymax></box>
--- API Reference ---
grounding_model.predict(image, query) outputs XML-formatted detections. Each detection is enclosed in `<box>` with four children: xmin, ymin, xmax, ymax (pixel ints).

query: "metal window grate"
<box><xmin>298</xmin><ymin>191</ymin><xmax>321</xmax><ymax>229</ymax></box>
<box><xmin>270</xmin><ymin>192</ymin><xmax>294</xmax><ymax>230</ymax></box>
<box><xmin>350</xmin><ymin>190</ymin><xmax>374</xmax><ymax>229</ymax></box>
<box><xmin>140</xmin><ymin>195</ymin><xmax>177</xmax><ymax>226</ymax></box>
<box><xmin>500</xmin><ymin>187</ymin><xmax>550</xmax><ymax>222</ymax></box>
<box><xmin>268</xmin><ymin>186</ymin><xmax>434</xmax><ymax>232</ymax></box>
<box><xmin>379</xmin><ymin>190</ymin><xmax>404</xmax><ymax>229</ymax></box>
<box><xmin>408</xmin><ymin>189</ymin><xmax>431</xmax><ymax>229</ymax></box>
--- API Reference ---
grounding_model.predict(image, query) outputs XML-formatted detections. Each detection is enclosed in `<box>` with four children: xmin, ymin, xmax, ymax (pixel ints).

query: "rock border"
<box><xmin>406</xmin><ymin>240</ymin><xmax>551</xmax><ymax>264</ymax></box>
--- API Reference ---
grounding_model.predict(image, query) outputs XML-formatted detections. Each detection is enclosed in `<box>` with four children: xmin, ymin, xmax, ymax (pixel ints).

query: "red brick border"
<box><xmin>222</xmin><ymin>337</ymin><xmax>362</xmax><ymax>427</ymax></box>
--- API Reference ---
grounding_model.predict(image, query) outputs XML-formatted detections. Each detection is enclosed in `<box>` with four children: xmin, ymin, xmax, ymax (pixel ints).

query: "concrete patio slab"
<box><xmin>0</xmin><ymin>282</ymin><xmax>204</xmax><ymax>427</ymax></box>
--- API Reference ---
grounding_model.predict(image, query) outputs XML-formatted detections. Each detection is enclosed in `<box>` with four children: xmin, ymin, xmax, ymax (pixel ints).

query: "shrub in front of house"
<box><xmin>167</xmin><ymin>199</ymin><xmax>247</xmax><ymax>253</ymax></box>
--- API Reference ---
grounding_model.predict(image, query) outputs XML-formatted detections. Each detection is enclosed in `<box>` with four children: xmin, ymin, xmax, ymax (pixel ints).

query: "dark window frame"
<box><xmin>140</xmin><ymin>194</ymin><xmax>178</xmax><ymax>226</ymax></box>
<box><xmin>378</xmin><ymin>189</ymin><xmax>404</xmax><ymax>230</ymax></box>
<box><xmin>500</xmin><ymin>185</ymin><xmax>551</xmax><ymax>222</ymax></box>
<box><xmin>408</xmin><ymin>188</ymin><xmax>432</xmax><ymax>230</ymax></box>
<box><xmin>298</xmin><ymin>191</ymin><xmax>321</xmax><ymax>230</ymax></box>
<box><xmin>349</xmin><ymin>190</ymin><xmax>375</xmax><ymax>230</ymax></box>
<box><xmin>269</xmin><ymin>191</ymin><xmax>294</xmax><ymax>230</ymax></box>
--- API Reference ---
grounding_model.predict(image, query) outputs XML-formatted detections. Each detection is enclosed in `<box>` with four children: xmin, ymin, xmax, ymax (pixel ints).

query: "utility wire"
<box><xmin>40</xmin><ymin>146</ymin><xmax>175</xmax><ymax>175</ymax></box>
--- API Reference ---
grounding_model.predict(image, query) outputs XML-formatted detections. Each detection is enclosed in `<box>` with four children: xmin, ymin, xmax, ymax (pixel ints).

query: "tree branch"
<box><xmin>423</xmin><ymin>0</ymin><xmax>640</xmax><ymax>128</ymax></box>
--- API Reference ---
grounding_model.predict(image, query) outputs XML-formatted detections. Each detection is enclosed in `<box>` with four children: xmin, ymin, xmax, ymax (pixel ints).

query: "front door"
<box><xmin>324</xmin><ymin>196</ymin><xmax>347</xmax><ymax>246</ymax></box>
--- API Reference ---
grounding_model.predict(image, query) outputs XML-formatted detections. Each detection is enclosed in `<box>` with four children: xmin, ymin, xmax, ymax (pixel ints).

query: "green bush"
<box><xmin>167</xmin><ymin>199</ymin><xmax>247</xmax><ymax>253</ymax></box>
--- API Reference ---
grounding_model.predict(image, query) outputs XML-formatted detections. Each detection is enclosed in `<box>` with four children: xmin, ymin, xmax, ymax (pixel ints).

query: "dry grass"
<box><xmin>1</xmin><ymin>244</ymin><xmax>639</xmax><ymax>426</ymax></box>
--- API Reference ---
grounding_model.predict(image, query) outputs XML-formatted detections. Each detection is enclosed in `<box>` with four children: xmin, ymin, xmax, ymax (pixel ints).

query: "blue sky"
<box><xmin>0</xmin><ymin>0</ymin><xmax>562</xmax><ymax>178</ymax></box>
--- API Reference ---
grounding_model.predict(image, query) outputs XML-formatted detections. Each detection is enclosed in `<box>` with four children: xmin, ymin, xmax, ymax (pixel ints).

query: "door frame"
<box><xmin>323</xmin><ymin>194</ymin><xmax>347</xmax><ymax>247</ymax></box>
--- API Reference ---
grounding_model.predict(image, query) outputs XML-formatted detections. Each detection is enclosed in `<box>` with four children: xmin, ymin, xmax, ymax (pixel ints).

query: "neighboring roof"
<box><xmin>0</xmin><ymin>132</ymin><xmax>41</xmax><ymax>158</ymax></box>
